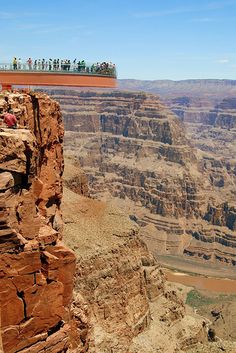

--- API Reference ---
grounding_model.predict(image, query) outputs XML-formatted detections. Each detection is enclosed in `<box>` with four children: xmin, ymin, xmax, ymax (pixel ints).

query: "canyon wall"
<box><xmin>62</xmin><ymin>161</ymin><xmax>208</xmax><ymax>353</ymax></box>
<box><xmin>0</xmin><ymin>91</ymin><xmax>75</xmax><ymax>353</ymax></box>
<box><xmin>2</xmin><ymin>89</ymin><xmax>235</xmax><ymax>353</ymax></box>
<box><xmin>164</xmin><ymin>96</ymin><xmax>236</xmax><ymax>213</ymax></box>
<box><xmin>48</xmin><ymin>89</ymin><xmax>236</xmax><ymax>267</ymax></box>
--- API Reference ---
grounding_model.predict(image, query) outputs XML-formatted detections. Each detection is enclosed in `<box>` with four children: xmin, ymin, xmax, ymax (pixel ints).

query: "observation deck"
<box><xmin>0</xmin><ymin>61</ymin><xmax>117</xmax><ymax>90</ymax></box>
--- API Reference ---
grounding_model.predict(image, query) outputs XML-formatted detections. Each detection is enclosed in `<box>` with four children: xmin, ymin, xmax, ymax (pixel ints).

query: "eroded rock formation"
<box><xmin>62</xmin><ymin>160</ymin><xmax>208</xmax><ymax>353</ymax></box>
<box><xmin>0</xmin><ymin>91</ymin><xmax>75</xmax><ymax>352</ymax></box>
<box><xmin>47</xmin><ymin>89</ymin><xmax>236</xmax><ymax>267</ymax></box>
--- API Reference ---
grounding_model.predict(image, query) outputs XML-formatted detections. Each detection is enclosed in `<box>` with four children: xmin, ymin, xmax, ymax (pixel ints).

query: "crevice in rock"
<box><xmin>47</xmin><ymin>320</ymin><xmax>64</xmax><ymax>336</ymax></box>
<box><xmin>21</xmin><ymin>141</ymin><xmax>33</xmax><ymax>189</ymax></box>
<box><xmin>46</xmin><ymin>196</ymin><xmax>60</xmax><ymax>209</ymax></box>
<box><xmin>40</xmin><ymin>252</ymin><xmax>48</xmax><ymax>277</ymax></box>
<box><xmin>17</xmin><ymin>290</ymin><xmax>28</xmax><ymax>321</ymax></box>
<box><xmin>16</xmin><ymin>209</ymin><xmax>21</xmax><ymax>224</ymax></box>
<box><xmin>31</xmin><ymin>94</ymin><xmax>42</xmax><ymax>144</ymax></box>
<box><xmin>1</xmin><ymin>152</ymin><xmax>20</xmax><ymax>162</ymax></box>
<box><xmin>46</xmin><ymin>278</ymin><xmax>55</xmax><ymax>284</ymax></box>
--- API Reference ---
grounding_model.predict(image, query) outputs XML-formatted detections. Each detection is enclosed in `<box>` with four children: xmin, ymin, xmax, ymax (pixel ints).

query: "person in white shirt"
<box><xmin>18</xmin><ymin>58</ymin><xmax>22</xmax><ymax>70</ymax></box>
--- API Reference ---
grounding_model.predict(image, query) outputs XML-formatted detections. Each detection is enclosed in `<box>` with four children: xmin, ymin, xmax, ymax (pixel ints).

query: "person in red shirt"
<box><xmin>3</xmin><ymin>110</ymin><xmax>17</xmax><ymax>129</ymax></box>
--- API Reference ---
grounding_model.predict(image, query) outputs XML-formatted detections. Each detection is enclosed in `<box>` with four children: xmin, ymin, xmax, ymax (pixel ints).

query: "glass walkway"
<box><xmin>0</xmin><ymin>61</ymin><xmax>117</xmax><ymax>90</ymax></box>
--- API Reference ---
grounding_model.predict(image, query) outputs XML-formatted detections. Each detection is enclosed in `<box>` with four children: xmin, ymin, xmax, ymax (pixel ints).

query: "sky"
<box><xmin>0</xmin><ymin>0</ymin><xmax>236</xmax><ymax>80</ymax></box>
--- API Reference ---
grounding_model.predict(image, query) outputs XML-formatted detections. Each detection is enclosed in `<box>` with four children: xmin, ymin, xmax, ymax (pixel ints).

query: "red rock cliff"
<box><xmin>0</xmin><ymin>91</ymin><xmax>75</xmax><ymax>353</ymax></box>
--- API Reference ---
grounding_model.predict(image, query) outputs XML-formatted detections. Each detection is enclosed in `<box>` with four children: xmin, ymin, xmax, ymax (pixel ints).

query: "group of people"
<box><xmin>10</xmin><ymin>57</ymin><xmax>116</xmax><ymax>76</ymax></box>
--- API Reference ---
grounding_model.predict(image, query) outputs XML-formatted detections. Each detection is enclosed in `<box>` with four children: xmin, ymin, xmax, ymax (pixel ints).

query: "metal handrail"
<box><xmin>0</xmin><ymin>61</ymin><xmax>117</xmax><ymax>78</ymax></box>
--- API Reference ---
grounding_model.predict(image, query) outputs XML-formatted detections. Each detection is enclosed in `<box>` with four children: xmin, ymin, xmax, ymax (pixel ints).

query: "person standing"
<box><xmin>27</xmin><ymin>57</ymin><xmax>32</xmax><ymax>70</ymax></box>
<box><xmin>73</xmin><ymin>58</ymin><xmax>77</xmax><ymax>71</ymax></box>
<box><xmin>18</xmin><ymin>58</ymin><xmax>22</xmax><ymax>70</ymax></box>
<box><xmin>81</xmin><ymin>60</ymin><xmax>85</xmax><ymax>72</ymax></box>
<box><xmin>38</xmin><ymin>59</ymin><xmax>42</xmax><ymax>70</ymax></box>
<box><xmin>17</xmin><ymin>58</ymin><xmax>22</xmax><ymax>70</ymax></box>
<box><xmin>13</xmin><ymin>57</ymin><xmax>17</xmax><ymax>70</ymax></box>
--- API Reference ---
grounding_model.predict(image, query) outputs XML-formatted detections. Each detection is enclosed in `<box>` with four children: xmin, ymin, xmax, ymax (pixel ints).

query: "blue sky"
<box><xmin>0</xmin><ymin>0</ymin><xmax>236</xmax><ymax>80</ymax></box>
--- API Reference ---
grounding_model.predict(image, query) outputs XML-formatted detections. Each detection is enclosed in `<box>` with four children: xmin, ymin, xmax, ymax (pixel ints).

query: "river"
<box><xmin>165</xmin><ymin>269</ymin><xmax>236</xmax><ymax>294</ymax></box>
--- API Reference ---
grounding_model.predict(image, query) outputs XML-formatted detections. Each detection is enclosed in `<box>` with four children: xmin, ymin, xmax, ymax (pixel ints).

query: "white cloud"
<box><xmin>215</xmin><ymin>59</ymin><xmax>230</xmax><ymax>63</ymax></box>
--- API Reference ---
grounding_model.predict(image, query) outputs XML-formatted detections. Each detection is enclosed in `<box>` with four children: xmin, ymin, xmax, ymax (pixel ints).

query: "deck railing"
<box><xmin>0</xmin><ymin>61</ymin><xmax>117</xmax><ymax>78</ymax></box>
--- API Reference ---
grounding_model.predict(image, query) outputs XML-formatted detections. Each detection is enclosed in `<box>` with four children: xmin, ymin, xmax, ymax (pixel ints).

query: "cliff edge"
<box><xmin>0</xmin><ymin>91</ymin><xmax>75</xmax><ymax>353</ymax></box>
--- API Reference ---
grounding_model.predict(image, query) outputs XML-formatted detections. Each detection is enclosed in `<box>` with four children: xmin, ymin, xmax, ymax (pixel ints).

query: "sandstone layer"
<box><xmin>0</xmin><ymin>91</ymin><xmax>75</xmax><ymax>353</ymax></box>
<box><xmin>62</xmin><ymin>159</ymin><xmax>209</xmax><ymax>353</ymax></box>
<box><xmin>47</xmin><ymin>89</ymin><xmax>236</xmax><ymax>267</ymax></box>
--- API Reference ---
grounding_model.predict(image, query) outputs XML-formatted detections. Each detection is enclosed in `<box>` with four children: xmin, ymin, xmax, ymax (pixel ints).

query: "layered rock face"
<box><xmin>0</xmin><ymin>91</ymin><xmax>75</xmax><ymax>353</ymax></box>
<box><xmin>62</xmin><ymin>161</ymin><xmax>207</xmax><ymax>353</ymax></box>
<box><xmin>165</xmin><ymin>96</ymin><xmax>236</xmax><ymax>213</ymax></box>
<box><xmin>48</xmin><ymin>89</ymin><xmax>236</xmax><ymax>266</ymax></box>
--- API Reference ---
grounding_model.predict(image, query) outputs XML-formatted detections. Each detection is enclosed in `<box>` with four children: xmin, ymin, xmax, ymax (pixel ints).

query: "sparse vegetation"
<box><xmin>186</xmin><ymin>289</ymin><xmax>236</xmax><ymax>308</ymax></box>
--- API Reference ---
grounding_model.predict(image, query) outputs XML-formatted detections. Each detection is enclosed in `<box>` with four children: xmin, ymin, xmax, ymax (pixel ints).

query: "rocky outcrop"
<box><xmin>62</xmin><ymin>170</ymin><xmax>208</xmax><ymax>353</ymax></box>
<box><xmin>46</xmin><ymin>89</ymin><xmax>236</xmax><ymax>267</ymax></box>
<box><xmin>0</xmin><ymin>91</ymin><xmax>76</xmax><ymax>353</ymax></box>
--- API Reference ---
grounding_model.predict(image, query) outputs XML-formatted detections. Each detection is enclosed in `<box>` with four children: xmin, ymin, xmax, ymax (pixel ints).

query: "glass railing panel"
<box><xmin>0</xmin><ymin>61</ymin><xmax>117</xmax><ymax>78</ymax></box>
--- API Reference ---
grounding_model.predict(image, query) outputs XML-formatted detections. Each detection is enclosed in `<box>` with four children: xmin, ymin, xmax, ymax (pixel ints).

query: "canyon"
<box><xmin>46</xmin><ymin>88</ymin><xmax>236</xmax><ymax>269</ymax></box>
<box><xmin>2</xmin><ymin>90</ymin><xmax>235</xmax><ymax>352</ymax></box>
